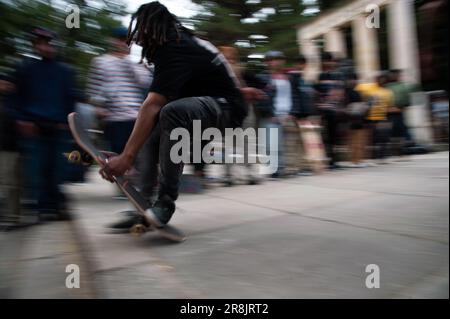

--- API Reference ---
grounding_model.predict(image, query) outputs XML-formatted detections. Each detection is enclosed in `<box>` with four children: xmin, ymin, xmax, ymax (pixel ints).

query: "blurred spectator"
<box><xmin>289</xmin><ymin>54</ymin><xmax>318</xmax><ymax>173</ymax></box>
<box><xmin>86</xmin><ymin>26</ymin><xmax>152</xmax><ymax>197</ymax></box>
<box><xmin>315</xmin><ymin>52</ymin><xmax>345</xmax><ymax>99</ymax></box>
<box><xmin>255</xmin><ymin>51</ymin><xmax>299</xmax><ymax>177</ymax></box>
<box><xmin>385</xmin><ymin>69</ymin><xmax>417</xmax><ymax>150</ymax></box>
<box><xmin>315</xmin><ymin>52</ymin><xmax>346</xmax><ymax>169</ymax></box>
<box><xmin>345</xmin><ymin>73</ymin><xmax>369</xmax><ymax>167</ymax></box>
<box><xmin>430</xmin><ymin>91</ymin><xmax>449</xmax><ymax>143</ymax></box>
<box><xmin>0</xmin><ymin>74</ymin><xmax>17</xmax><ymax>153</ymax></box>
<box><xmin>219</xmin><ymin>46</ymin><xmax>261</xmax><ymax>185</ymax></box>
<box><xmin>356</xmin><ymin>72</ymin><xmax>394</xmax><ymax>162</ymax></box>
<box><xmin>289</xmin><ymin>55</ymin><xmax>316</xmax><ymax>121</ymax></box>
<box><xmin>0</xmin><ymin>74</ymin><xmax>20</xmax><ymax>223</ymax></box>
<box><xmin>11</xmin><ymin>27</ymin><xmax>77</xmax><ymax>220</ymax></box>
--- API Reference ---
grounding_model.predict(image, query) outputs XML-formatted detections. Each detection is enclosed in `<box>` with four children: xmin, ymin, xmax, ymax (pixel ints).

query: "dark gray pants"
<box><xmin>139</xmin><ymin>96</ymin><xmax>222</xmax><ymax>201</ymax></box>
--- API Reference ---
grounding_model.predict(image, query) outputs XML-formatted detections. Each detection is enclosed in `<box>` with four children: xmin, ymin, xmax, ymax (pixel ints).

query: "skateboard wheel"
<box><xmin>81</xmin><ymin>152</ymin><xmax>94</xmax><ymax>166</ymax></box>
<box><xmin>130</xmin><ymin>223</ymin><xmax>147</xmax><ymax>236</ymax></box>
<box><xmin>68</xmin><ymin>150</ymin><xmax>81</xmax><ymax>164</ymax></box>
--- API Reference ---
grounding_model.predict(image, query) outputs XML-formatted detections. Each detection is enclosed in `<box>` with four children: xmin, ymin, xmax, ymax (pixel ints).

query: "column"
<box><xmin>324</xmin><ymin>28</ymin><xmax>347</xmax><ymax>58</ymax></box>
<box><xmin>387</xmin><ymin>0</ymin><xmax>421</xmax><ymax>83</ymax></box>
<box><xmin>298</xmin><ymin>32</ymin><xmax>321</xmax><ymax>82</ymax></box>
<box><xmin>352</xmin><ymin>14</ymin><xmax>380</xmax><ymax>82</ymax></box>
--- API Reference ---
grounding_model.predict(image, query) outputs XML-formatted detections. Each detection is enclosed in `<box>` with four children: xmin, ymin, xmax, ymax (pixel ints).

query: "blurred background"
<box><xmin>0</xmin><ymin>0</ymin><xmax>448</xmax><ymax>299</ymax></box>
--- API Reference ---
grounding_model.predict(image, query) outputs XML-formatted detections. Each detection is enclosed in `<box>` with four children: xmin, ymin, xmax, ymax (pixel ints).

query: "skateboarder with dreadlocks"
<box><xmin>99</xmin><ymin>1</ymin><xmax>262</xmax><ymax>228</ymax></box>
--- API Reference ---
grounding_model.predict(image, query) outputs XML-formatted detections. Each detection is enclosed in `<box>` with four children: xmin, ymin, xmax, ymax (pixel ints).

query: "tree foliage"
<box><xmin>0</xmin><ymin>0</ymin><xmax>127</xmax><ymax>86</ymax></box>
<box><xmin>191</xmin><ymin>0</ymin><xmax>313</xmax><ymax>61</ymax></box>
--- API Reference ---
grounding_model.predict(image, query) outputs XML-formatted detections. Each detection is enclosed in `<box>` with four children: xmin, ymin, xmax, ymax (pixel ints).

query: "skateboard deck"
<box><xmin>298</xmin><ymin>123</ymin><xmax>328</xmax><ymax>173</ymax></box>
<box><xmin>68</xmin><ymin>112</ymin><xmax>186</xmax><ymax>242</ymax></box>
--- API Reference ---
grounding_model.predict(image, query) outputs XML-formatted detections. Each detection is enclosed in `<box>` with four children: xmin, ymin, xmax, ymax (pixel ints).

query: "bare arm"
<box><xmin>123</xmin><ymin>92</ymin><xmax>167</xmax><ymax>161</ymax></box>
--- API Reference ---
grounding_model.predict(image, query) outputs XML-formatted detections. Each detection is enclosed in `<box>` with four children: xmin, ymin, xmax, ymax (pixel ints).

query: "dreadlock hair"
<box><xmin>127</xmin><ymin>1</ymin><xmax>192</xmax><ymax>63</ymax></box>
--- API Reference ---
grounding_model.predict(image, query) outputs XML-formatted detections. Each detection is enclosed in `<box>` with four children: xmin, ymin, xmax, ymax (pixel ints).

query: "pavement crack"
<box><xmin>202</xmin><ymin>193</ymin><xmax>449</xmax><ymax>246</ymax></box>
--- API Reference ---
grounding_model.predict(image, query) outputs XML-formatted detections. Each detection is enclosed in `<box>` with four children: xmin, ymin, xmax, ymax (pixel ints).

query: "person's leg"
<box><xmin>323</xmin><ymin>113</ymin><xmax>338</xmax><ymax>168</ymax></box>
<box><xmin>103</xmin><ymin>121</ymin><xmax>115</xmax><ymax>153</ymax></box>
<box><xmin>37</xmin><ymin>129</ymin><xmax>63</xmax><ymax>215</ymax></box>
<box><xmin>350</xmin><ymin>129</ymin><xmax>358</xmax><ymax>164</ymax></box>
<box><xmin>53</xmin><ymin>128</ymin><xmax>71</xmax><ymax>213</ymax></box>
<box><xmin>157</xmin><ymin>97</ymin><xmax>221</xmax><ymax>223</ymax></box>
<box><xmin>242</xmin><ymin>107</ymin><xmax>259</xmax><ymax>183</ymax></box>
<box><xmin>105</xmin><ymin>121</ymin><xmax>137</xmax><ymax>197</ymax></box>
<box><xmin>137</xmin><ymin>123</ymin><xmax>160</xmax><ymax>201</ymax></box>
<box><xmin>398</xmin><ymin>111</ymin><xmax>414</xmax><ymax>148</ymax></box>
<box><xmin>388</xmin><ymin>113</ymin><xmax>400</xmax><ymax>139</ymax></box>
<box><xmin>19</xmin><ymin>133</ymin><xmax>43</xmax><ymax>212</ymax></box>
<box><xmin>222</xmin><ymin>134</ymin><xmax>234</xmax><ymax>185</ymax></box>
<box><xmin>366</xmin><ymin>122</ymin><xmax>376</xmax><ymax>160</ymax></box>
<box><xmin>379</xmin><ymin>121</ymin><xmax>391</xmax><ymax>160</ymax></box>
<box><xmin>39</xmin><ymin>131</ymin><xmax>58</xmax><ymax>213</ymax></box>
<box><xmin>373</xmin><ymin>120</ymin><xmax>390</xmax><ymax>160</ymax></box>
<box><xmin>281</xmin><ymin>117</ymin><xmax>299</xmax><ymax>174</ymax></box>
<box><xmin>372</xmin><ymin>121</ymin><xmax>381</xmax><ymax>159</ymax></box>
<box><xmin>192</xmin><ymin>138</ymin><xmax>209</xmax><ymax>184</ymax></box>
<box><xmin>354</xmin><ymin>128</ymin><xmax>366</xmax><ymax>164</ymax></box>
<box><xmin>261</xmin><ymin>118</ymin><xmax>284</xmax><ymax>176</ymax></box>
<box><xmin>36</xmin><ymin>127</ymin><xmax>70</xmax><ymax>217</ymax></box>
<box><xmin>104</xmin><ymin>121</ymin><xmax>135</xmax><ymax>154</ymax></box>
<box><xmin>330</xmin><ymin>115</ymin><xmax>340</xmax><ymax>166</ymax></box>
<box><xmin>275</xmin><ymin>120</ymin><xmax>285</xmax><ymax>175</ymax></box>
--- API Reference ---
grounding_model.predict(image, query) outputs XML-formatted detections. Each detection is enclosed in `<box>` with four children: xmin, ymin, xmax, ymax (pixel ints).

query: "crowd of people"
<box><xmin>0</xmin><ymin>10</ymin><xmax>428</xmax><ymax>224</ymax></box>
<box><xmin>219</xmin><ymin>49</ymin><xmax>421</xmax><ymax>178</ymax></box>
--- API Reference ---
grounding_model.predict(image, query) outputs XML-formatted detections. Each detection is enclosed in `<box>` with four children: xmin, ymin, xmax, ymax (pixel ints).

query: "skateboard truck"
<box><xmin>130</xmin><ymin>223</ymin><xmax>149</xmax><ymax>236</ymax></box>
<box><xmin>64</xmin><ymin>150</ymin><xmax>94</xmax><ymax>166</ymax></box>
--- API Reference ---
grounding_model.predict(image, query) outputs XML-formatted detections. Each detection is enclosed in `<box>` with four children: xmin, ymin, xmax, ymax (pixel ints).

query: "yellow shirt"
<box><xmin>355</xmin><ymin>83</ymin><xmax>394</xmax><ymax>121</ymax></box>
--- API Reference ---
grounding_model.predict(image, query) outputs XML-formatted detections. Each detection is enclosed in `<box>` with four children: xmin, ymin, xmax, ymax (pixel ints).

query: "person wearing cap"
<box><xmin>289</xmin><ymin>54</ymin><xmax>319</xmax><ymax>173</ymax></box>
<box><xmin>254</xmin><ymin>50</ymin><xmax>300</xmax><ymax>177</ymax></box>
<box><xmin>11</xmin><ymin>27</ymin><xmax>77</xmax><ymax>220</ymax></box>
<box><xmin>315</xmin><ymin>52</ymin><xmax>346</xmax><ymax>170</ymax></box>
<box><xmin>86</xmin><ymin>26</ymin><xmax>152</xmax><ymax>198</ymax></box>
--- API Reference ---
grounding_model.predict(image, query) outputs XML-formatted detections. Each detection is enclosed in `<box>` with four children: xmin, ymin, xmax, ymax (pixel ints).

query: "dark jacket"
<box><xmin>11</xmin><ymin>58</ymin><xmax>77</xmax><ymax>123</ymax></box>
<box><xmin>254</xmin><ymin>71</ymin><xmax>315</xmax><ymax>119</ymax></box>
<box><xmin>0</xmin><ymin>74</ymin><xmax>18</xmax><ymax>151</ymax></box>
<box><xmin>289</xmin><ymin>72</ymin><xmax>316</xmax><ymax>119</ymax></box>
<box><xmin>0</xmin><ymin>104</ymin><xmax>17</xmax><ymax>151</ymax></box>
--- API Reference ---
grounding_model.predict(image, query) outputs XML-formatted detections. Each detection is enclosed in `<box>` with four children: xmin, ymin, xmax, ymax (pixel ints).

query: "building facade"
<box><xmin>297</xmin><ymin>0</ymin><xmax>449</xmax><ymax>145</ymax></box>
<box><xmin>297</xmin><ymin>0</ymin><xmax>421</xmax><ymax>83</ymax></box>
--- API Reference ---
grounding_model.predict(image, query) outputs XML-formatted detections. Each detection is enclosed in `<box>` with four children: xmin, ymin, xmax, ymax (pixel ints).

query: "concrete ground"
<box><xmin>1</xmin><ymin>152</ymin><xmax>448</xmax><ymax>298</ymax></box>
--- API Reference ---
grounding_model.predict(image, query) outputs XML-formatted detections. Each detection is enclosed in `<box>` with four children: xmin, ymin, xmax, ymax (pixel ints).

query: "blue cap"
<box><xmin>265</xmin><ymin>51</ymin><xmax>285</xmax><ymax>61</ymax></box>
<box><xmin>111</xmin><ymin>26</ymin><xmax>128</xmax><ymax>39</ymax></box>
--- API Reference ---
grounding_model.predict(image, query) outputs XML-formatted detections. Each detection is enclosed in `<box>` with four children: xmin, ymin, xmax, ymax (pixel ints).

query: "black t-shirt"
<box><xmin>316</xmin><ymin>70</ymin><xmax>345</xmax><ymax>96</ymax></box>
<box><xmin>150</xmin><ymin>31</ymin><xmax>247</xmax><ymax>125</ymax></box>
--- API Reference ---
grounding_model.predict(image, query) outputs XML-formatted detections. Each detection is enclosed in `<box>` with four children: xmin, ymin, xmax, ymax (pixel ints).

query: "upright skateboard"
<box><xmin>67</xmin><ymin>112</ymin><xmax>186</xmax><ymax>242</ymax></box>
<box><xmin>298</xmin><ymin>122</ymin><xmax>328</xmax><ymax>173</ymax></box>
